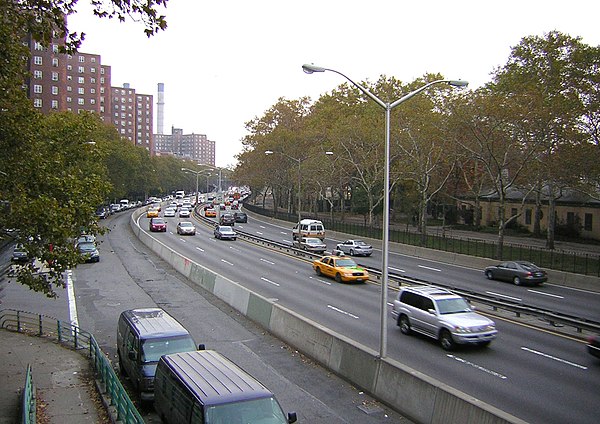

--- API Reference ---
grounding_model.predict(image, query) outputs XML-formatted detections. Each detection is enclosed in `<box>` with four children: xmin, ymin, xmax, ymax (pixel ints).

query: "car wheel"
<box><xmin>513</xmin><ymin>276</ymin><xmax>522</xmax><ymax>286</ymax></box>
<box><xmin>366</xmin><ymin>253</ymin><xmax>372</xmax><ymax>257</ymax></box>
<box><xmin>399</xmin><ymin>315</ymin><xmax>411</xmax><ymax>335</ymax></box>
<box><xmin>440</xmin><ymin>329</ymin><xmax>455</xmax><ymax>351</ymax></box>
<box><xmin>350</xmin><ymin>249</ymin><xmax>355</xmax><ymax>256</ymax></box>
<box><xmin>335</xmin><ymin>273</ymin><xmax>342</xmax><ymax>283</ymax></box>
<box><xmin>485</xmin><ymin>270</ymin><xmax>493</xmax><ymax>280</ymax></box>
<box><xmin>315</xmin><ymin>267</ymin><xmax>322</xmax><ymax>276</ymax></box>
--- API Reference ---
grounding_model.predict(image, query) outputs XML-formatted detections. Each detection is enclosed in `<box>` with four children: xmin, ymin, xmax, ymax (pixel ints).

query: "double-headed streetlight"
<box><xmin>302</xmin><ymin>63</ymin><xmax>467</xmax><ymax>358</ymax></box>
<box><xmin>182</xmin><ymin>167</ymin><xmax>213</xmax><ymax>205</ymax></box>
<box><xmin>265</xmin><ymin>150</ymin><xmax>333</xmax><ymax>222</ymax></box>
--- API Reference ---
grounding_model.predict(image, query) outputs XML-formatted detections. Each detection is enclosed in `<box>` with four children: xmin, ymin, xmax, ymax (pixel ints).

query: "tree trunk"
<box><xmin>496</xmin><ymin>201</ymin><xmax>505</xmax><ymax>260</ymax></box>
<box><xmin>533</xmin><ymin>184</ymin><xmax>542</xmax><ymax>237</ymax></box>
<box><xmin>546</xmin><ymin>185</ymin><xmax>556</xmax><ymax>250</ymax></box>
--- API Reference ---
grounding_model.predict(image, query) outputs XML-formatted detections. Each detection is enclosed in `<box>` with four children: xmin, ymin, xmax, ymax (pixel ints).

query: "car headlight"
<box><xmin>453</xmin><ymin>326</ymin><xmax>473</xmax><ymax>333</ymax></box>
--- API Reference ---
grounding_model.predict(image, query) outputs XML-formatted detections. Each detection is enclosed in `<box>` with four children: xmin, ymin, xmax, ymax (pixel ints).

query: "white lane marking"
<box><xmin>447</xmin><ymin>354</ymin><xmax>507</xmax><ymax>379</ymax></box>
<box><xmin>280</xmin><ymin>231</ymin><xmax>288</xmax><ymax>235</ymax></box>
<box><xmin>256</xmin><ymin>231</ymin><xmax>264</xmax><ymax>235</ymax></box>
<box><xmin>196</xmin><ymin>247</ymin><xmax>205</xmax><ymax>252</ymax></box>
<box><xmin>65</xmin><ymin>270</ymin><xmax>79</xmax><ymax>328</ymax></box>
<box><xmin>228</xmin><ymin>246</ymin><xmax>241</xmax><ymax>252</ymax></box>
<box><xmin>327</xmin><ymin>305</ymin><xmax>359</xmax><ymax>319</ymax></box>
<box><xmin>486</xmin><ymin>291</ymin><xmax>522</xmax><ymax>301</ymax></box>
<box><xmin>521</xmin><ymin>347</ymin><xmax>587</xmax><ymax>370</ymax></box>
<box><xmin>259</xmin><ymin>225</ymin><xmax>266</xmax><ymax>229</ymax></box>
<box><xmin>261</xmin><ymin>277</ymin><xmax>280</xmax><ymax>287</ymax></box>
<box><xmin>389</xmin><ymin>266</ymin><xmax>406</xmax><ymax>273</ymax></box>
<box><xmin>220</xmin><ymin>259</ymin><xmax>234</xmax><ymax>266</ymax></box>
<box><xmin>179</xmin><ymin>238</ymin><xmax>186</xmax><ymax>242</ymax></box>
<box><xmin>260</xmin><ymin>258</ymin><xmax>275</xmax><ymax>265</ymax></box>
<box><xmin>418</xmin><ymin>264</ymin><xmax>442</xmax><ymax>272</ymax></box>
<box><xmin>527</xmin><ymin>289</ymin><xmax>564</xmax><ymax>299</ymax></box>
<box><xmin>308</xmin><ymin>276</ymin><xmax>332</xmax><ymax>286</ymax></box>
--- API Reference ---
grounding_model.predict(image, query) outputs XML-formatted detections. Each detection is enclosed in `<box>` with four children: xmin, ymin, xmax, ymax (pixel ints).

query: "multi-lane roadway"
<box><xmin>138</xmin><ymin>206</ymin><xmax>600</xmax><ymax>424</ymax></box>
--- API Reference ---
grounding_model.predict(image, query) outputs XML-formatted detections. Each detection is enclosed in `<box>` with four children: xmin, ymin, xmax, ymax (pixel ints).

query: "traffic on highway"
<box><xmin>130</xmin><ymin>199</ymin><xmax>600</xmax><ymax>424</ymax></box>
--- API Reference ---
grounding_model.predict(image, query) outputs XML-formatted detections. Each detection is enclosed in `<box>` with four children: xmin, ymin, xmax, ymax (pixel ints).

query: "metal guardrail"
<box><xmin>21</xmin><ymin>364</ymin><xmax>35</xmax><ymax>424</ymax></box>
<box><xmin>0</xmin><ymin>309</ymin><xmax>144</xmax><ymax>424</ymax></box>
<box><xmin>192</xmin><ymin>209</ymin><xmax>600</xmax><ymax>336</ymax></box>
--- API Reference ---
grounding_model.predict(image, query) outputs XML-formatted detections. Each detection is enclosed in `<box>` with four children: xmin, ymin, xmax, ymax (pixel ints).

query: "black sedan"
<box><xmin>234</xmin><ymin>212</ymin><xmax>248</xmax><ymax>223</ymax></box>
<box><xmin>484</xmin><ymin>261</ymin><xmax>547</xmax><ymax>286</ymax></box>
<box><xmin>588</xmin><ymin>334</ymin><xmax>600</xmax><ymax>358</ymax></box>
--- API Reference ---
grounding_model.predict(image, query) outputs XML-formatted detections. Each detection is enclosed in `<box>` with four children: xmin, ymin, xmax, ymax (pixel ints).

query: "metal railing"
<box><xmin>0</xmin><ymin>309</ymin><xmax>144</xmax><ymax>424</ymax></box>
<box><xmin>21</xmin><ymin>364</ymin><xmax>35</xmax><ymax>424</ymax></box>
<box><xmin>244</xmin><ymin>203</ymin><xmax>600</xmax><ymax>277</ymax></box>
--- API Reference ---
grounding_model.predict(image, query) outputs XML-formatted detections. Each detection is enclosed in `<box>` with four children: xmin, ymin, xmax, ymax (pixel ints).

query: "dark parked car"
<box><xmin>587</xmin><ymin>334</ymin><xmax>600</xmax><ymax>358</ymax></box>
<box><xmin>484</xmin><ymin>261</ymin><xmax>547</xmax><ymax>286</ymax></box>
<box><xmin>11</xmin><ymin>244</ymin><xmax>31</xmax><ymax>263</ymax></box>
<box><xmin>77</xmin><ymin>241</ymin><xmax>100</xmax><ymax>263</ymax></box>
<box><xmin>214</xmin><ymin>225</ymin><xmax>237</xmax><ymax>240</ymax></box>
<box><xmin>95</xmin><ymin>206</ymin><xmax>109</xmax><ymax>219</ymax></box>
<box><xmin>219</xmin><ymin>213</ymin><xmax>235</xmax><ymax>226</ymax></box>
<box><xmin>149</xmin><ymin>217</ymin><xmax>167</xmax><ymax>232</ymax></box>
<box><xmin>234</xmin><ymin>212</ymin><xmax>248</xmax><ymax>223</ymax></box>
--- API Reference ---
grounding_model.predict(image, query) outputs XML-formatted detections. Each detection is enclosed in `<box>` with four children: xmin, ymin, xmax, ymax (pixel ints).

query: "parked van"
<box><xmin>117</xmin><ymin>308</ymin><xmax>200</xmax><ymax>401</ymax></box>
<box><xmin>292</xmin><ymin>219</ymin><xmax>325</xmax><ymax>241</ymax></box>
<box><xmin>154</xmin><ymin>350</ymin><xmax>297</xmax><ymax>424</ymax></box>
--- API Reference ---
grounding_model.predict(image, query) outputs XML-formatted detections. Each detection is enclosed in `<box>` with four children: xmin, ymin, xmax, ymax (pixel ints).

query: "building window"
<box><xmin>33</xmin><ymin>85</ymin><xmax>42</xmax><ymax>94</ymax></box>
<box><xmin>78</xmin><ymin>56</ymin><xmax>85</xmax><ymax>63</ymax></box>
<box><xmin>78</xmin><ymin>98</ymin><xmax>84</xmax><ymax>105</ymax></box>
<box><xmin>33</xmin><ymin>98</ymin><xmax>42</xmax><ymax>108</ymax></box>
<box><xmin>51</xmin><ymin>100</ymin><xmax>58</xmax><ymax>109</ymax></box>
<box><xmin>66</xmin><ymin>96</ymin><xmax>72</xmax><ymax>103</ymax></box>
<box><xmin>51</xmin><ymin>72</ymin><xmax>59</xmax><ymax>81</ymax></box>
<box><xmin>34</xmin><ymin>42</ymin><xmax>43</xmax><ymax>51</ymax></box>
<box><xmin>67</xmin><ymin>75</ymin><xmax>72</xmax><ymax>81</ymax></box>
<box><xmin>90</xmin><ymin>77</ymin><xmax>96</xmax><ymax>83</ymax></box>
<box><xmin>91</xmin><ymin>67</ymin><xmax>96</xmax><ymax>73</ymax></box>
<box><xmin>525</xmin><ymin>209</ymin><xmax>532</xmax><ymax>225</ymax></box>
<box><xmin>33</xmin><ymin>56</ymin><xmax>42</xmax><ymax>65</ymax></box>
<box><xmin>91</xmin><ymin>57</ymin><xmax>96</xmax><ymax>63</ymax></box>
<box><xmin>52</xmin><ymin>44</ymin><xmax>58</xmax><ymax>53</ymax></box>
<box><xmin>567</xmin><ymin>212</ymin><xmax>576</xmax><ymax>226</ymax></box>
<box><xmin>100</xmin><ymin>87</ymin><xmax>104</xmax><ymax>94</ymax></box>
<box><xmin>90</xmin><ymin>99</ymin><xmax>96</xmax><ymax>105</ymax></box>
<box><xmin>100</xmin><ymin>68</ymin><xmax>105</xmax><ymax>74</ymax></box>
<box><xmin>100</xmin><ymin>77</ymin><xmax>105</xmax><ymax>84</ymax></box>
<box><xmin>584</xmin><ymin>213</ymin><xmax>593</xmax><ymax>231</ymax></box>
<box><xmin>78</xmin><ymin>66</ymin><xmax>84</xmax><ymax>73</ymax></box>
<box><xmin>90</xmin><ymin>88</ymin><xmax>96</xmax><ymax>94</ymax></box>
<box><xmin>78</xmin><ymin>76</ymin><xmax>84</xmax><ymax>84</ymax></box>
<box><xmin>52</xmin><ymin>58</ymin><xmax>59</xmax><ymax>67</ymax></box>
<box><xmin>34</xmin><ymin>70</ymin><xmax>42</xmax><ymax>79</ymax></box>
<box><xmin>78</xmin><ymin>87</ymin><xmax>84</xmax><ymax>94</ymax></box>
<box><xmin>100</xmin><ymin>106</ymin><xmax>104</xmax><ymax>113</ymax></box>
<box><xmin>52</xmin><ymin>86</ymin><xmax>58</xmax><ymax>95</ymax></box>
<box><xmin>67</xmin><ymin>86</ymin><xmax>72</xmax><ymax>92</ymax></box>
<box><xmin>67</xmin><ymin>64</ymin><xmax>72</xmax><ymax>71</ymax></box>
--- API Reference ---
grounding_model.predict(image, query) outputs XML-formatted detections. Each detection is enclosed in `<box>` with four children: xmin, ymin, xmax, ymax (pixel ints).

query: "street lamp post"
<box><xmin>302</xmin><ymin>63</ymin><xmax>467</xmax><ymax>359</ymax></box>
<box><xmin>265</xmin><ymin>150</ymin><xmax>333</xmax><ymax>222</ymax></box>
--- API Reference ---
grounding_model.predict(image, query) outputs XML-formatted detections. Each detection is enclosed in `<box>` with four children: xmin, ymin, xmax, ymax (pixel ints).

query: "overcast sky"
<box><xmin>69</xmin><ymin>1</ymin><xmax>600</xmax><ymax>168</ymax></box>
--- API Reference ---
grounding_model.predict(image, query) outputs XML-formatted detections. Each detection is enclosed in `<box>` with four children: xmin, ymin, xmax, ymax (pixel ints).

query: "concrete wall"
<box><xmin>130</xmin><ymin>209</ymin><xmax>527</xmax><ymax>424</ymax></box>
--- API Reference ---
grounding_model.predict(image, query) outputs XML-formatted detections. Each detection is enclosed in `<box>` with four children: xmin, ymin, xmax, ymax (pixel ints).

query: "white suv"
<box><xmin>391</xmin><ymin>286</ymin><xmax>497</xmax><ymax>350</ymax></box>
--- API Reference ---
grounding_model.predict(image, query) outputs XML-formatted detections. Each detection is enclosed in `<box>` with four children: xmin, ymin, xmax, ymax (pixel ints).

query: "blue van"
<box><xmin>154</xmin><ymin>350</ymin><xmax>297</xmax><ymax>423</ymax></box>
<box><xmin>117</xmin><ymin>308</ymin><xmax>200</xmax><ymax>401</ymax></box>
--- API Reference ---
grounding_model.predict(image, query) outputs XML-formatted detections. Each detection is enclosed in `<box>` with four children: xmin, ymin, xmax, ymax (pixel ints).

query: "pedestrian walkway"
<box><xmin>0</xmin><ymin>328</ymin><xmax>108</xmax><ymax>424</ymax></box>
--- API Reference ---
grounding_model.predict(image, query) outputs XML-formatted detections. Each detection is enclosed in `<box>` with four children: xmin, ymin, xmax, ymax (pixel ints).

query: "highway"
<box><xmin>134</xmin><ymin>206</ymin><xmax>600</xmax><ymax>424</ymax></box>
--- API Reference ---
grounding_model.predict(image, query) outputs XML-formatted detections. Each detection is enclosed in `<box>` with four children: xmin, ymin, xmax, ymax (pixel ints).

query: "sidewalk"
<box><xmin>0</xmin><ymin>328</ymin><xmax>109</xmax><ymax>424</ymax></box>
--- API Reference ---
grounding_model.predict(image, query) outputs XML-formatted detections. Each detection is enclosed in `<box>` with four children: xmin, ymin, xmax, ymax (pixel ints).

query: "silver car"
<box><xmin>391</xmin><ymin>286</ymin><xmax>497</xmax><ymax>350</ymax></box>
<box><xmin>176</xmin><ymin>221</ymin><xmax>196</xmax><ymax>236</ymax></box>
<box><xmin>335</xmin><ymin>239</ymin><xmax>373</xmax><ymax>256</ymax></box>
<box><xmin>296</xmin><ymin>237</ymin><xmax>327</xmax><ymax>254</ymax></box>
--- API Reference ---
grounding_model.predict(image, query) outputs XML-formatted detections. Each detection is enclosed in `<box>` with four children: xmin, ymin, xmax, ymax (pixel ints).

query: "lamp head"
<box><xmin>448</xmin><ymin>80</ymin><xmax>469</xmax><ymax>87</ymax></box>
<box><xmin>302</xmin><ymin>64</ymin><xmax>326</xmax><ymax>74</ymax></box>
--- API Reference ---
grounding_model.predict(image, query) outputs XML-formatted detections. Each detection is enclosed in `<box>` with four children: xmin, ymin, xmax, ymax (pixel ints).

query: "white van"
<box><xmin>292</xmin><ymin>219</ymin><xmax>325</xmax><ymax>241</ymax></box>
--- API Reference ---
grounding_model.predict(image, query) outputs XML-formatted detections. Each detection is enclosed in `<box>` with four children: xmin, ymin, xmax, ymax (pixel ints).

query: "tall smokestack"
<box><xmin>157</xmin><ymin>83</ymin><xmax>165</xmax><ymax>135</ymax></box>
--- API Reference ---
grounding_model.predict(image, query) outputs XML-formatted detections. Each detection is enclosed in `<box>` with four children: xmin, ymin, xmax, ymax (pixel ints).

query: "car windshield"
<box><xmin>221</xmin><ymin>227</ymin><xmax>234</xmax><ymax>233</ymax></box>
<box><xmin>336</xmin><ymin>259</ymin><xmax>358</xmax><ymax>267</ymax></box>
<box><xmin>78</xmin><ymin>242</ymin><xmax>96</xmax><ymax>252</ymax></box>
<box><xmin>140</xmin><ymin>335</ymin><xmax>196</xmax><ymax>363</ymax></box>
<box><xmin>306</xmin><ymin>239</ymin><xmax>321</xmax><ymax>245</ymax></box>
<box><xmin>436</xmin><ymin>298</ymin><xmax>472</xmax><ymax>314</ymax></box>
<box><xmin>205</xmin><ymin>396</ymin><xmax>288</xmax><ymax>424</ymax></box>
<box><xmin>354</xmin><ymin>241</ymin><xmax>367</xmax><ymax>246</ymax></box>
<box><xmin>179</xmin><ymin>222</ymin><xmax>193</xmax><ymax>228</ymax></box>
<box><xmin>153</xmin><ymin>219</ymin><xmax>165</xmax><ymax>224</ymax></box>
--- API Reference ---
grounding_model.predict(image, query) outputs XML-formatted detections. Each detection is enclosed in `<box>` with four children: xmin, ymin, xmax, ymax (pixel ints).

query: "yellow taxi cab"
<box><xmin>205</xmin><ymin>208</ymin><xmax>217</xmax><ymax>218</ymax></box>
<box><xmin>146</xmin><ymin>207</ymin><xmax>159</xmax><ymax>218</ymax></box>
<box><xmin>312</xmin><ymin>255</ymin><xmax>369</xmax><ymax>283</ymax></box>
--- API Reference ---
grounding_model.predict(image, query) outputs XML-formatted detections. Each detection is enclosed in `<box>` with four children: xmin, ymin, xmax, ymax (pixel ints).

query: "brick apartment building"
<box><xmin>154</xmin><ymin>126</ymin><xmax>216</xmax><ymax>166</ymax></box>
<box><xmin>25</xmin><ymin>37</ymin><xmax>153</xmax><ymax>152</ymax></box>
